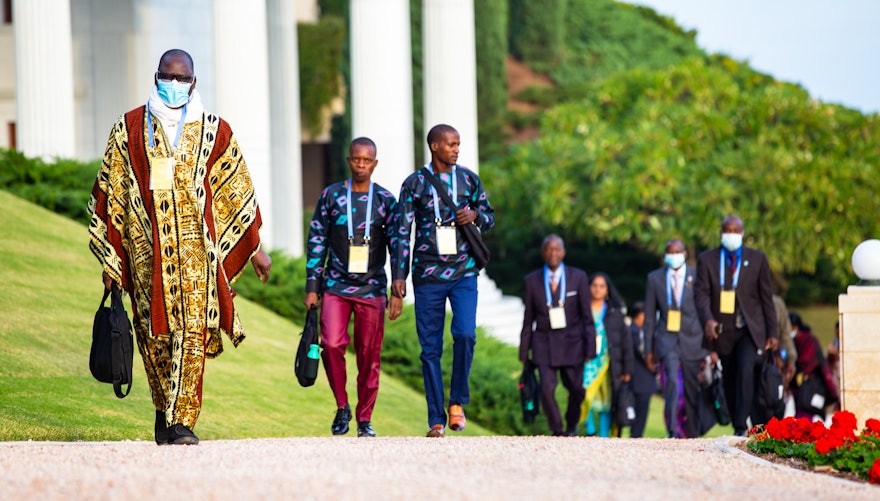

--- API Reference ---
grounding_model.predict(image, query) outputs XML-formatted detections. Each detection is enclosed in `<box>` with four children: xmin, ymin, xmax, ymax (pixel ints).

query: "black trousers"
<box><xmin>719</xmin><ymin>329</ymin><xmax>759</xmax><ymax>435</ymax></box>
<box><xmin>537</xmin><ymin>363</ymin><xmax>585</xmax><ymax>436</ymax></box>
<box><xmin>629</xmin><ymin>391</ymin><xmax>653</xmax><ymax>438</ymax></box>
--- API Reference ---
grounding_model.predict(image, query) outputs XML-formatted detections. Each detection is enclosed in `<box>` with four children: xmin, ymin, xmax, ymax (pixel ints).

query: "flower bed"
<box><xmin>747</xmin><ymin>411</ymin><xmax>880</xmax><ymax>483</ymax></box>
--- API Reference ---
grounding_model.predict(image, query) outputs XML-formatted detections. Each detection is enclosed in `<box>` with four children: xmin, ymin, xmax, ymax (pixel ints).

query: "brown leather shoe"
<box><xmin>448</xmin><ymin>404</ymin><xmax>466</xmax><ymax>431</ymax></box>
<box><xmin>426</xmin><ymin>424</ymin><xmax>445</xmax><ymax>437</ymax></box>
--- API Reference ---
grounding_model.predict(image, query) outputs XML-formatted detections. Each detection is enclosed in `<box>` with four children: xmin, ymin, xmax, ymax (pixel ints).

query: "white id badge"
<box><xmin>149</xmin><ymin>156</ymin><xmax>174</xmax><ymax>190</ymax></box>
<box><xmin>549</xmin><ymin>306</ymin><xmax>567</xmax><ymax>330</ymax></box>
<box><xmin>348</xmin><ymin>244</ymin><xmax>369</xmax><ymax>274</ymax></box>
<box><xmin>436</xmin><ymin>226</ymin><xmax>458</xmax><ymax>255</ymax></box>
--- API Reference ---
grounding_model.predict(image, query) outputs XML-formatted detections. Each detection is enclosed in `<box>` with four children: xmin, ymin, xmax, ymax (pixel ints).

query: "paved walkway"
<box><xmin>0</xmin><ymin>436</ymin><xmax>874</xmax><ymax>500</ymax></box>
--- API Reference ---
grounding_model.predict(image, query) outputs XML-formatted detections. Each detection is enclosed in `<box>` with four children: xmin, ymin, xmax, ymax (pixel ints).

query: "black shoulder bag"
<box><xmin>90</xmin><ymin>285</ymin><xmax>134</xmax><ymax>398</ymax></box>
<box><xmin>294</xmin><ymin>305</ymin><xmax>321</xmax><ymax>387</ymax></box>
<box><xmin>420</xmin><ymin>167</ymin><xmax>491</xmax><ymax>269</ymax></box>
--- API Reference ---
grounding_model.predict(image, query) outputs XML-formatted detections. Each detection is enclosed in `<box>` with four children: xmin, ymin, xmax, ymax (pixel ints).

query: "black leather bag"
<box><xmin>755</xmin><ymin>350</ymin><xmax>785</xmax><ymax>419</ymax></box>
<box><xmin>518</xmin><ymin>360</ymin><xmax>541</xmax><ymax>424</ymax></box>
<box><xmin>710</xmin><ymin>362</ymin><xmax>731</xmax><ymax>426</ymax></box>
<box><xmin>421</xmin><ymin>167</ymin><xmax>491</xmax><ymax>269</ymax></box>
<box><xmin>295</xmin><ymin>305</ymin><xmax>321</xmax><ymax>387</ymax></box>
<box><xmin>615</xmin><ymin>382</ymin><xmax>637</xmax><ymax>428</ymax></box>
<box><xmin>89</xmin><ymin>285</ymin><xmax>133</xmax><ymax>398</ymax></box>
<box><xmin>796</xmin><ymin>376</ymin><xmax>828</xmax><ymax>416</ymax></box>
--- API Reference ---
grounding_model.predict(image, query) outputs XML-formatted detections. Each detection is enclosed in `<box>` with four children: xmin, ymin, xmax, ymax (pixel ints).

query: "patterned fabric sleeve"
<box><xmin>87</xmin><ymin>116</ymin><xmax>133</xmax><ymax>291</ymax></box>
<box><xmin>394</xmin><ymin>177</ymin><xmax>416</xmax><ymax>281</ymax></box>
<box><xmin>305</xmin><ymin>187</ymin><xmax>331</xmax><ymax>293</ymax></box>
<box><xmin>384</xmin><ymin>192</ymin><xmax>403</xmax><ymax>282</ymax></box>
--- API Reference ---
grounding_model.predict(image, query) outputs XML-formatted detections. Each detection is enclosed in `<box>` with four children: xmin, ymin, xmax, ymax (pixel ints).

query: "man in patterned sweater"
<box><xmin>392</xmin><ymin>124</ymin><xmax>495</xmax><ymax>437</ymax></box>
<box><xmin>305</xmin><ymin>137</ymin><xmax>403</xmax><ymax>438</ymax></box>
<box><xmin>88</xmin><ymin>49</ymin><xmax>272</xmax><ymax>445</ymax></box>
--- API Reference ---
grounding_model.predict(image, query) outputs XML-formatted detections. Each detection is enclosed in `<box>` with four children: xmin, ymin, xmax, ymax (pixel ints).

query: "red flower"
<box><xmin>815</xmin><ymin>434</ymin><xmax>845</xmax><ymax>454</ymax></box>
<box><xmin>865</xmin><ymin>418</ymin><xmax>880</xmax><ymax>436</ymax></box>
<box><xmin>831</xmin><ymin>411</ymin><xmax>858</xmax><ymax>431</ymax></box>
<box><xmin>807</xmin><ymin>420</ymin><xmax>828</xmax><ymax>442</ymax></box>
<box><xmin>869</xmin><ymin>458</ymin><xmax>880</xmax><ymax>484</ymax></box>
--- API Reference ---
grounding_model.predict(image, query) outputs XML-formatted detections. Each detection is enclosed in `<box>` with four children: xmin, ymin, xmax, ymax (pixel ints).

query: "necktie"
<box><xmin>727</xmin><ymin>253</ymin><xmax>736</xmax><ymax>274</ymax></box>
<box><xmin>672</xmin><ymin>273</ymin><xmax>681</xmax><ymax>305</ymax></box>
<box><xmin>551</xmin><ymin>273</ymin><xmax>559</xmax><ymax>293</ymax></box>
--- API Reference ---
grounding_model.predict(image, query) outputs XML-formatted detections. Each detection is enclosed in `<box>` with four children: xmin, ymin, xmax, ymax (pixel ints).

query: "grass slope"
<box><xmin>0</xmin><ymin>190</ymin><xmax>490</xmax><ymax>440</ymax></box>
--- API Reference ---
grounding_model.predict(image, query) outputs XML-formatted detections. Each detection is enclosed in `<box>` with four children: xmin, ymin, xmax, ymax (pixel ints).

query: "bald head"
<box><xmin>158</xmin><ymin>49</ymin><xmax>194</xmax><ymax>72</ymax></box>
<box><xmin>721</xmin><ymin>215</ymin><xmax>744</xmax><ymax>234</ymax></box>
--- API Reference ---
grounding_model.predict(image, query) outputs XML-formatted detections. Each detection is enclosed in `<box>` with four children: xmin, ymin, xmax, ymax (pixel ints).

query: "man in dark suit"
<box><xmin>519</xmin><ymin>234</ymin><xmax>596</xmax><ymax>436</ymax></box>
<box><xmin>694</xmin><ymin>215</ymin><xmax>778</xmax><ymax>436</ymax></box>
<box><xmin>644</xmin><ymin>238</ymin><xmax>708</xmax><ymax>438</ymax></box>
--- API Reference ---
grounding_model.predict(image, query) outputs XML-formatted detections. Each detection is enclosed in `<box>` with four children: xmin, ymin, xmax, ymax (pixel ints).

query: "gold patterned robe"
<box><xmin>88</xmin><ymin>106</ymin><xmax>262</xmax><ymax>426</ymax></box>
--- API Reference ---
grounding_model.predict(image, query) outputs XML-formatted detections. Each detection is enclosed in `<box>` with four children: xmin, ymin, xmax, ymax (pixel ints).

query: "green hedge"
<box><xmin>0</xmin><ymin>149</ymin><xmax>98</xmax><ymax>225</ymax></box>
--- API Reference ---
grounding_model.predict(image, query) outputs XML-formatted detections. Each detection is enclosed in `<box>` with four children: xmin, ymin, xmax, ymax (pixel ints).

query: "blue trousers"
<box><xmin>414</xmin><ymin>276</ymin><xmax>478</xmax><ymax>427</ymax></box>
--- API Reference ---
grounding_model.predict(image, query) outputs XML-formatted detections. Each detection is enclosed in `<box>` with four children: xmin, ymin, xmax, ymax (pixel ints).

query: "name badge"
<box><xmin>720</xmin><ymin>290</ymin><xmax>736</xmax><ymax>314</ymax></box>
<box><xmin>149</xmin><ymin>156</ymin><xmax>174</xmax><ymax>190</ymax></box>
<box><xmin>549</xmin><ymin>306</ymin><xmax>567</xmax><ymax>330</ymax></box>
<box><xmin>436</xmin><ymin>226</ymin><xmax>457</xmax><ymax>255</ymax></box>
<box><xmin>348</xmin><ymin>244</ymin><xmax>369</xmax><ymax>274</ymax></box>
<box><xmin>666</xmin><ymin>310</ymin><xmax>681</xmax><ymax>332</ymax></box>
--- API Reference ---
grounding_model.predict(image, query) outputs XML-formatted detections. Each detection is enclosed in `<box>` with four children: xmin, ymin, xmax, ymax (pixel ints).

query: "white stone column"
<box><xmin>214</xmin><ymin>0</ymin><xmax>274</xmax><ymax>247</ymax></box>
<box><xmin>12</xmin><ymin>0</ymin><xmax>76</xmax><ymax>159</ymax></box>
<box><xmin>350</xmin><ymin>0</ymin><xmax>415</xmax><ymax>193</ymax></box>
<box><xmin>838</xmin><ymin>239</ymin><xmax>880</xmax><ymax>428</ymax></box>
<box><xmin>422</xmin><ymin>0</ymin><xmax>479</xmax><ymax>171</ymax></box>
<box><xmin>266</xmin><ymin>0</ymin><xmax>304</xmax><ymax>257</ymax></box>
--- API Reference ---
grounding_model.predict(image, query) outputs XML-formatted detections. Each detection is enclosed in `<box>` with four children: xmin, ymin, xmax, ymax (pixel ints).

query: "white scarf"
<box><xmin>146</xmin><ymin>86</ymin><xmax>206</xmax><ymax>142</ymax></box>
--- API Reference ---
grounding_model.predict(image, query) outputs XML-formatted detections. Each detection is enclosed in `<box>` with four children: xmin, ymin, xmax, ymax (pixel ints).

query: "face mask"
<box><xmin>664</xmin><ymin>253</ymin><xmax>685</xmax><ymax>270</ymax></box>
<box><xmin>721</xmin><ymin>233</ymin><xmax>743</xmax><ymax>252</ymax></box>
<box><xmin>157</xmin><ymin>80</ymin><xmax>191</xmax><ymax>108</ymax></box>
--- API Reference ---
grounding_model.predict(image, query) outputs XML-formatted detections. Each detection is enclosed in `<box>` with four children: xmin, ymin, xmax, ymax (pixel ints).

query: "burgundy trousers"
<box><xmin>320</xmin><ymin>293</ymin><xmax>386</xmax><ymax>422</ymax></box>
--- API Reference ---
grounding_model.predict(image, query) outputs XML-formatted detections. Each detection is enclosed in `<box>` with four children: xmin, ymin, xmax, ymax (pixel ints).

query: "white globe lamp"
<box><xmin>852</xmin><ymin>239</ymin><xmax>880</xmax><ymax>284</ymax></box>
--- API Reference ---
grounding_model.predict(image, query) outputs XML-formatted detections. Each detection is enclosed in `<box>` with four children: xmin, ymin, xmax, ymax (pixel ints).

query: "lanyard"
<box><xmin>543</xmin><ymin>264</ymin><xmax>566</xmax><ymax>307</ymax></box>
<box><xmin>428</xmin><ymin>163</ymin><xmax>457</xmax><ymax>223</ymax></box>
<box><xmin>346</xmin><ymin>179</ymin><xmax>374</xmax><ymax>243</ymax></box>
<box><xmin>666</xmin><ymin>267</ymin><xmax>683</xmax><ymax>308</ymax></box>
<box><xmin>146</xmin><ymin>101</ymin><xmax>188</xmax><ymax>153</ymax></box>
<box><xmin>719</xmin><ymin>249</ymin><xmax>742</xmax><ymax>288</ymax></box>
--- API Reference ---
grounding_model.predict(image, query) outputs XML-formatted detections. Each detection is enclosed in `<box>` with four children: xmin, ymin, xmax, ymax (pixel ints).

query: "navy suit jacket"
<box><xmin>643</xmin><ymin>264</ymin><xmax>706</xmax><ymax>362</ymax></box>
<box><xmin>519</xmin><ymin>265</ymin><xmax>596</xmax><ymax>367</ymax></box>
<box><xmin>694</xmin><ymin>246</ymin><xmax>778</xmax><ymax>356</ymax></box>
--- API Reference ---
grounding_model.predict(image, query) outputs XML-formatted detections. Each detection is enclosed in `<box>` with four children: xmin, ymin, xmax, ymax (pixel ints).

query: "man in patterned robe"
<box><xmin>88</xmin><ymin>49</ymin><xmax>272</xmax><ymax>445</ymax></box>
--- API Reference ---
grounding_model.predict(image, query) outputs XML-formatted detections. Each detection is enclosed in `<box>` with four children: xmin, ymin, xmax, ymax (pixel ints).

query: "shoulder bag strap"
<box><xmin>421</xmin><ymin>167</ymin><xmax>462</xmax><ymax>212</ymax></box>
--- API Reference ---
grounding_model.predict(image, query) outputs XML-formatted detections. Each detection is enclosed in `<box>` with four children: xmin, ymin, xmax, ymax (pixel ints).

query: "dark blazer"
<box><xmin>519</xmin><ymin>265</ymin><xmax>596</xmax><ymax>367</ymax></box>
<box><xmin>643</xmin><ymin>265</ymin><xmax>706</xmax><ymax>362</ymax></box>
<box><xmin>628</xmin><ymin>323</ymin><xmax>656</xmax><ymax>396</ymax></box>
<box><xmin>604</xmin><ymin>304</ymin><xmax>634</xmax><ymax>390</ymax></box>
<box><xmin>694</xmin><ymin>246</ymin><xmax>778</xmax><ymax>356</ymax></box>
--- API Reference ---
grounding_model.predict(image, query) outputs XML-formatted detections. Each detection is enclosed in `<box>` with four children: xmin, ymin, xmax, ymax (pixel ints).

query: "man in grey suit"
<box><xmin>644</xmin><ymin>239</ymin><xmax>707</xmax><ymax>438</ymax></box>
<box><xmin>695</xmin><ymin>215</ymin><xmax>778</xmax><ymax>436</ymax></box>
<box><xmin>520</xmin><ymin>234</ymin><xmax>596</xmax><ymax>436</ymax></box>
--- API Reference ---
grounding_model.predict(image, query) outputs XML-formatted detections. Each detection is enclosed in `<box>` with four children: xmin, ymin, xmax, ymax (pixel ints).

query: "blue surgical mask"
<box><xmin>721</xmin><ymin>233</ymin><xmax>743</xmax><ymax>252</ymax></box>
<box><xmin>157</xmin><ymin>80</ymin><xmax>191</xmax><ymax>108</ymax></box>
<box><xmin>664</xmin><ymin>253</ymin><xmax>685</xmax><ymax>270</ymax></box>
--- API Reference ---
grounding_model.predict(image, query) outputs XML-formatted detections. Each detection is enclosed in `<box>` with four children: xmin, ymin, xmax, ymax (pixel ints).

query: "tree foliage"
<box><xmin>298</xmin><ymin>16</ymin><xmax>346</xmax><ymax>137</ymax></box>
<box><xmin>509</xmin><ymin>0</ymin><xmax>566</xmax><ymax>66</ymax></box>
<box><xmin>484</xmin><ymin>55</ymin><xmax>878</xmax><ymax>291</ymax></box>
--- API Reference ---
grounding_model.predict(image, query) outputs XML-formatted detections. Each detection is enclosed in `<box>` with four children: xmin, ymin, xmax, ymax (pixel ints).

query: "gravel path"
<box><xmin>0</xmin><ymin>436</ymin><xmax>874</xmax><ymax>500</ymax></box>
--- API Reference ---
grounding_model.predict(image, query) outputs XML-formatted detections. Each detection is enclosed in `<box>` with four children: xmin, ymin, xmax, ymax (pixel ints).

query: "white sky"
<box><xmin>628</xmin><ymin>0</ymin><xmax>880</xmax><ymax>114</ymax></box>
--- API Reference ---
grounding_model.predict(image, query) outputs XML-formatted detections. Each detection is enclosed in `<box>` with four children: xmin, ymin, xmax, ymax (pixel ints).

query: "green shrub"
<box><xmin>0</xmin><ymin>148</ymin><xmax>98</xmax><ymax>225</ymax></box>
